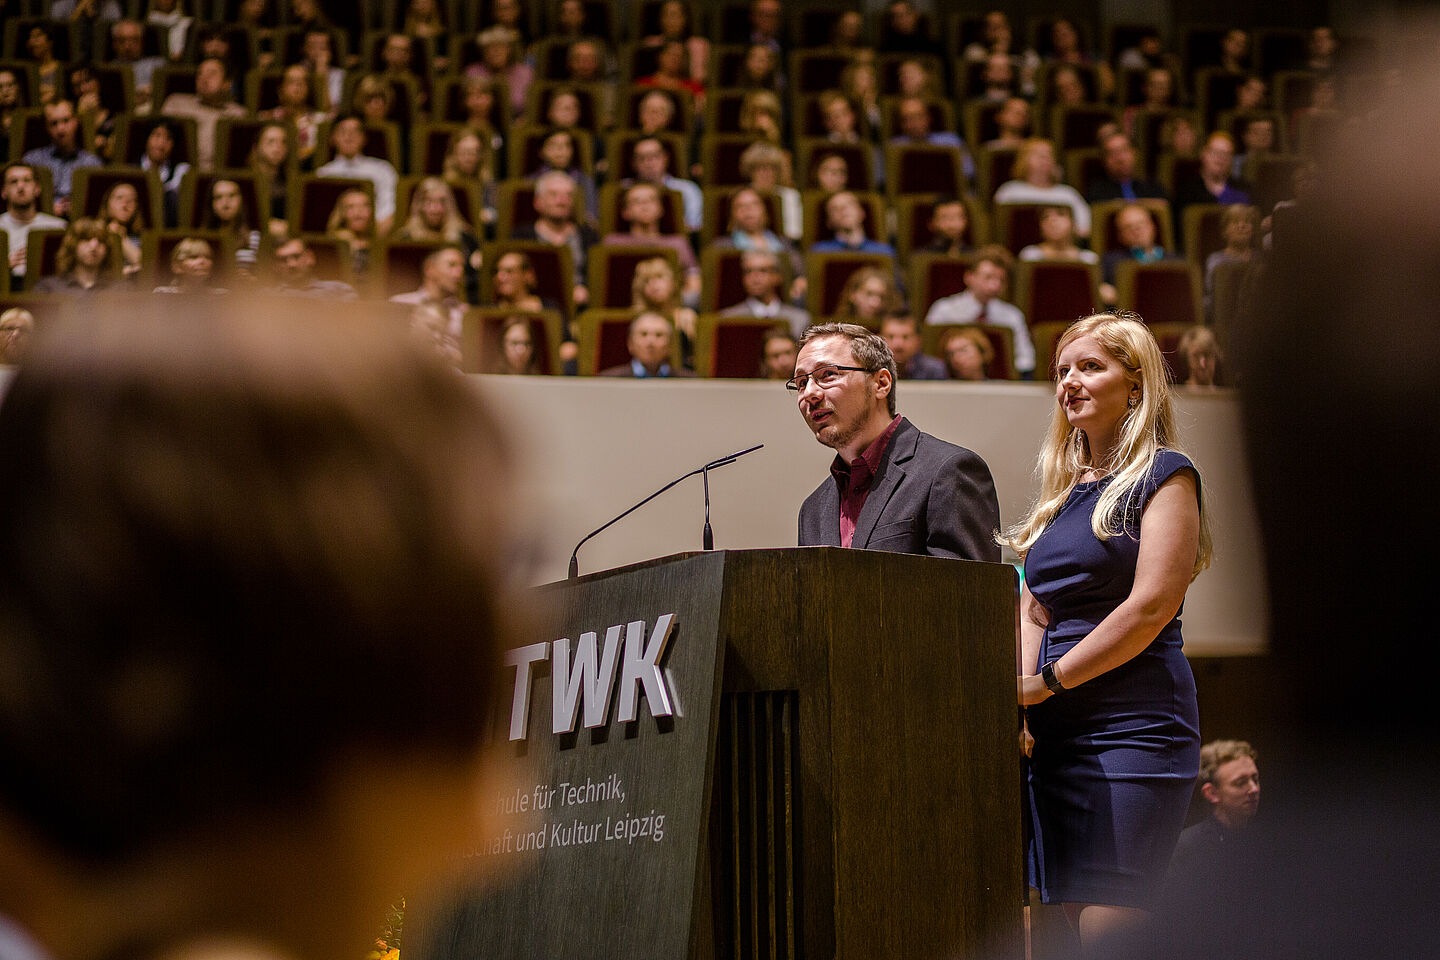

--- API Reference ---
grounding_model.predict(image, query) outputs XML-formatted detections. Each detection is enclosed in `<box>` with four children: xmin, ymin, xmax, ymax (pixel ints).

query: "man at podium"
<box><xmin>788</xmin><ymin>322</ymin><xmax>1001</xmax><ymax>561</ymax></box>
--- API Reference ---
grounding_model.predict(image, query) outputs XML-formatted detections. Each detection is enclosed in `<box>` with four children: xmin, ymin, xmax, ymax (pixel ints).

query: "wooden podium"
<box><xmin>411</xmin><ymin>548</ymin><xmax>1022</xmax><ymax>960</ymax></box>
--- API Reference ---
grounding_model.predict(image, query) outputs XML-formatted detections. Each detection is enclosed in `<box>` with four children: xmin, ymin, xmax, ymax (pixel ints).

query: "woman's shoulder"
<box><xmin>1145</xmin><ymin>449</ymin><xmax>1200</xmax><ymax>499</ymax></box>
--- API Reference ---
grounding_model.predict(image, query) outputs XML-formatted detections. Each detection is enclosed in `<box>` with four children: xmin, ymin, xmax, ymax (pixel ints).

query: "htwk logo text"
<box><xmin>504</xmin><ymin>614</ymin><xmax>676</xmax><ymax>741</ymax></box>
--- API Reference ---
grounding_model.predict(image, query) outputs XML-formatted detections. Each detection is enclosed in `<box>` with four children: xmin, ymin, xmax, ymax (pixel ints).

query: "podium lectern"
<box><xmin>412</xmin><ymin>548</ymin><xmax>1023</xmax><ymax>960</ymax></box>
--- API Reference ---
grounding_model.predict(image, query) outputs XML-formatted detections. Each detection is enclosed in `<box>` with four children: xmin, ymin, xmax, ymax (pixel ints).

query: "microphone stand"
<box><xmin>568</xmin><ymin>444</ymin><xmax>763</xmax><ymax>579</ymax></box>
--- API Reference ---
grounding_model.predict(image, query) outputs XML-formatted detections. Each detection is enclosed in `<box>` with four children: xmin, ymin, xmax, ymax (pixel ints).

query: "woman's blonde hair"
<box><xmin>441</xmin><ymin>128</ymin><xmax>496</xmax><ymax>187</ymax></box>
<box><xmin>630</xmin><ymin>256</ymin><xmax>680</xmax><ymax>313</ymax></box>
<box><xmin>326</xmin><ymin>187</ymin><xmax>375</xmax><ymax>238</ymax></box>
<box><xmin>1000</xmin><ymin>312</ymin><xmax>1212</xmax><ymax>579</ymax></box>
<box><xmin>395</xmin><ymin>176</ymin><xmax>472</xmax><ymax>243</ymax></box>
<box><xmin>1012</xmin><ymin>137</ymin><xmax>1056</xmax><ymax>182</ymax></box>
<box><xmin>835</xmin><ymin>265</ymin><xmax>900</xmax><ymax>322</ymax></box>
<box><xmin>739</xmin><ymin>90</ymin><xmax>782</xmax><ymax>140</ymax></box>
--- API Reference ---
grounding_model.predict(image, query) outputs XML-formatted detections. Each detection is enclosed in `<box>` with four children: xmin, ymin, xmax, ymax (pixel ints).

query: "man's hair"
<box><xmin>1</xmin><ymin>161</ymin><xmax>37</xmax><ymax>184</ymax></box>
<box><xmin>0</xmin><ymin>301</ymin><xmax>518</xmax><ymax>865</ymax></box>
<box><xmin>798</xmin><ymin>322</ymin><xmax>898</xmax><ymax>416</ymax></box>
<box><xmin>969</xmin><ymin>243</ymin><xmax>1015</xmax><ymax>275</ymax></box>
<box><xmin>424</xmin><ymin>243</ymin><xmax>464</xmax><ymax>270</ymax></box>
<box><xmin>1198</xmin><ymin>740</ymin><xmax>1257</xmax><ymax>785</ymax></box>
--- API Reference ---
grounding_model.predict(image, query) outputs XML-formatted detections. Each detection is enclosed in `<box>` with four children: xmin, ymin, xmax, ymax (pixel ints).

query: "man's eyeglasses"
<box><xmin>785</xmin><ymin>364</ymin><xmax>869</xmax><ymax>392</ymax></box>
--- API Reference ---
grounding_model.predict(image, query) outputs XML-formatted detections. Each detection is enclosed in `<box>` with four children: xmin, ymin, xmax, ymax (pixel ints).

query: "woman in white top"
<box><xmin>1019</xmin><ymin>204</ymin><xmax>1098</xmax><ymax>263</ymax></box>
<box><xmin>993</xmin><ymin>138</ymin><xmax>1091</xmax><ymax>238</ymax></box>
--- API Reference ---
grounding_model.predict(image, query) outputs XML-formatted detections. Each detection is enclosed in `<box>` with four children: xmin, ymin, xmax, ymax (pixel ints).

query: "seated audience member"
<box><xmin>528</xmin><ymin>128</ymin><xmax>598</xmax><ymax>224</ymax></box>
<box><xmin>1204</xmin><ymin>203</ymin><xmax>1258</xmax><ymax>314</ymax></box>
<box><xmin>739</xmin><ymin>142</ymin><xmax>802</xmax><ymax>240</ymax></box>
<box><xmin>818</xmin><ymin>90</ymin><xmax>864</xmax><ymax>144</ymax></box>
<box><xmin>1101</xmin><ymin>203</ymin><xmax>1176</xmax><ymax>289</ymax></box>
<box><xmin>24</xmin><ymin>22</ymin><xmax>65</xmax><ymax>106</ymax></box>
<box><xmin>377</xmin><ymin>32</ymin><xmax>430</xmax><ymax>113</ymax></box>
<box><xmin>22</xmin><ymin>100</ymin><xmax>101</xmax><ymax>217</ymax></box>
<box><xmin>1233</xmin><ymin>116</ymin><xmax>1275</xmax><ymax>183</ymax></box>
<box><xmin>490</xmin><ymin>250</ymin><xmax>560</xmax><ymax>314</ymax></box>
<box><xmin>735</xmin><ymin>43</ymin><xmax>783</xmax><ymax>93</ymax></box>
<box><xmin>1160</xmin><ymin>113</ymin><xmax>1201</xmax><ymax>158</ymax></box>
<box><xmin>890</xmin><ymin>96</ymin><xmax>975</xmax><ymax>181</ymax></box>
<box><xmin>1087</xmin><ymin>131</ymin><xmax>1168</xmax><ymax>203</ymax></box>
<box><xmin>993</xmin><ymin>138</ymin><xmax>1091</xmax><ymax>237</ymax></box>
<box><xmin>624</xmin><ymin>137</ymin><xmax>702</xmax><ymax>233</ymax></box>
<box><xmin>1217</xmin><ymin>27</ymin><xmax>1251</xmax><ymax>73</ymax></box>
<box><xmin>631</xmin><ymin>255</ymin><xmax>697</xmax><ymax>346</ymax></box>
<box><xmin>440</xmin><ymin>128</ymin><xmax>497</xmax><ymax>225</ymax></box>
<box><xmin>562</xmin><ymin>39</ymin><xmax>614</xmax><ymax>127</ymax></box>
<box><xmin>939</xmin><ymin>325</ymin><xmax>993</xmax><ymax>380</ymax></box>
<box><xmin>0</xmin><ymin>300</ymin><xmax>524</xmax><ymax>960</ymax></box>
<box><xmin>1233</xmin><ymin>75</ymin><xmax>1267</xmax><ymax>113</ymax></box>
<box><xmin>393</xmin><ymin>176</ymin><xmax>483</xmax><ymax>300</ymax></box>
<box><xmin>1175</xmin><ymin>132</ymin><xmax>1251</xmax><ymax>214</ymax></box>
<box><xmin>203</xmin><ymin>178</ymin><xmax>262</xmax><ymax>277</ymax></box>
<box><xmin>1168</xmin><ymin>739</ymin><xmax>1261</xmax><ymax>879</ymax></box>
<box><xmin>811</xmin><ymin>191</ymin><xmax>896</xmax><ymax>258</ymax></box>
<box><xmin>1177</xmin><ymin>325</ymin><xmax>1223</xmax><ymax>387</ymax></box>
<box><xmin>99</xmin><ymin>181</ymin><xmax>148</xmax><ymax>280</ymax></box>
<box><xmin>108</xmin><ymin>19</ymin><xmax>168</xmax><ymax>106</ymax></box>
<box><xmin>512</xmin><ymin>170</ymin><xmax>598</xmax><ymax>310</ymax></box>
<box><xmin>739</xmin><ymin>90</ymin><xmax>784</xmax><ymax>142</ymax></box>
<box><xmin>247</xmin><ymin>123</ymin><xmax>292</xmax><ymax>240</ymax></box>
<box><xmin>833</xmin><ymin>264</ymin><xmax>900</xmax><ymax>326</ymax></box>
<box><xmin>160</xmin><ymin>58</ymin><xmax>248</xmax><ymax>171</ymax></box>
<box><xmin>880</xmin><ymin>310</ymin><xmax>947</xmax><ymax>379</ymax></box>
<box><xmin>599</xmin><ymin>311</ymin><xmax>694</xmax><ymax>378</ymax></box>
<box><xmin>977</xmin><ymin>51</ymin><xmax>1017</xmax><ymax>103</ymax></box>
<box><xmin>140</xmin><ymin>120</ymin><xmax>191</xmax><ymax>227</ymax></box>
<box><xmin>924</xmin><ymin>197</ymin><xmax>974</xmax><ymax>256</ymax></box>
<box><xmin>636</xmin><ymin>39</ymin><xmax>704</xmax><ymax>106</ymax></box>
<box><xmin>1</xmin><ymin>162</ymin><xmax>66</xmax><ymax>285</ymax></box>
<box><xmin>983</xmin><ymin>96</ymin><xmax>1031</xmax><ymax>149</ymax></box>
<box><xmin>600</xmin><ymin>182</ymin><xmax>700</xmax><ymax>302</ymax></box>
<box><xmin>153</xmin><ymin>236</ymin><xmax>225</xmax><ymax>294</ymax></box>
<box><xmin>642</xmin><ymin>0</ymin><xmax>710</xmax><ymax>84</ymax></box>
<box><xmin>812</xmin><ymin>152</ymin><xmax>852</xmax><ymax>195</ymax></box>
<box><xmin>316</xmin><ymin>114</ymin><xmax>399</xmax><ymax>232</ymax></box>
<box><xmin>758</xmin><ymin>326</ymin><xmax>797</xmax><ymax>379</ymax></box>
<box><xmin>924</xmin><ymin>244</ymin><xmax>1033</xmax><ymax>377</ymax></box>
<box><xmin>265</xmin><ymin>63</ymin><xmax>330</xmax><ymax>165</ymax></box>
<box><xmin>712</xmin><ymin>187</ymin><xmax>802</xmax><ymax>281</ymax></box>
<box><xmin>467</xmin><ymin>27</ymin><xmax>532</xmax><ymax>115</ymax></box>
<box><xmin>33</xmin><ymin>218</ymin><xmax>118</xmax><ymax>293</ymax></box>
<box><xmin>264</xmin><ymin>233</ymin><xmax>358</xmax><ymax>299</ymax></box>
<box><xmin>720</xmin><ymin>250</ymin><xmax>811</xmax><ymax>338</ymax></box>
<box><xmin>1123</xmin><ymin>67</ymin><xmax>1177</xmax><ymax>136</ymax></box>
<box><xmin>0</xmin><ymin>307</ymin><xmax>35</xmax><ymax>366</ymax></box>
<box><xmin>326</xmin><ymin>187</ymin><xmax>378</xmax><ymax>277</ymax></box>
<box><xmin>1019</xmin><ymin>204</ymin><xmax>1098</xmax><ymax>263</ymax></box>
<box><xmin>300</xmin><ymin>28</ymin><xmax>346</xmax><ymax>111</ymax></box>
<box><xmin>390</xmin><ymin>245</ymin><xmax>467</xmax><ymax>344</ymax></box>
<box><xmin>881</xmin><ymin>1</ymin><xmax>941</xmax><ymax>56</ymax></box>
<box><xmin>634</xmin><ymin>89</ymin><xmax>678</xmax><ymax>137</ymax></box>
<box><xmin>491</xmin><ymin>315</ymin><xmax>538</xmax><ymax>375</ymax></box>
<box><xmin>0</xmin><ymin>69</ymin><xmax>22</xmax><ymax>158</ymax></box>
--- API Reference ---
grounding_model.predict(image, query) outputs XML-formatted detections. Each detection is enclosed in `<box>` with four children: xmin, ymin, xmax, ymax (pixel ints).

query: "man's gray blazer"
<box><xmin>797</xmin><ymin>417</ymin><xmax>1002</xmax><ymax>562</ymax></box>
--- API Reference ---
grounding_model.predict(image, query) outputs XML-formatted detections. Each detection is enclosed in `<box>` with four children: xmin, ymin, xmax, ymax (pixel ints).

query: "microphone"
<box><xmin>567</xmin><ymin>444</ymin><xmax>763</xmax><ymax>579</ymax></box>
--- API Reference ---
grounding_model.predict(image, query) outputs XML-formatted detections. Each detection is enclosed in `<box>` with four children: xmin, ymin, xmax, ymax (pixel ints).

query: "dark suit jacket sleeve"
<box><xmin>924</xmin><ymin>445</ymin><xmax>1002</xmax><ymax>562</ymax></box>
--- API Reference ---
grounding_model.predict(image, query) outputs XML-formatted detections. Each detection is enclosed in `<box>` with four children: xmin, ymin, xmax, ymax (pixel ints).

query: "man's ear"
<box><xmin>873</xmin><ymin>367</ymin><xmax>893</xmax><ymax>401</ymax></box>
<box><xmin>1200</xmin><ymin>781</ymin><xmax>1218</xmax><ymax>805</ymax></box>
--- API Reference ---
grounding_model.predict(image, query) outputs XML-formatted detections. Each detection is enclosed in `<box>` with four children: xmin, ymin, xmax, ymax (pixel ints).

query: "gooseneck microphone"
<box><xmin>567</xmin><ymin>444</ymin><xmax>764</xmax><ymax>578</ymax></box>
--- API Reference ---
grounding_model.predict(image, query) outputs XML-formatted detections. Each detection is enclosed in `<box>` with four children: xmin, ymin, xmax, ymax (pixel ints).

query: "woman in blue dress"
<box><xmin>1003</xmin><ymin>312</ymin><xmax>1212</xmax><ymax>950</ymax></box>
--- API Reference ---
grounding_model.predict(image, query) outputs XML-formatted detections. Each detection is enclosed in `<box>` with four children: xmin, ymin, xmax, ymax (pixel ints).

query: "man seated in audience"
<box><xmin>624</xmin><ymin>137</ymin><xmax>702</xmax><ymax>233</ymax></box>
<box><xmin>978</xmin><ymin>52</ymin><xmax>1017</xmax><ymax>103</ymax></box>
<box><xmin>21</xmin><ymin>100</ymin><xmax>101</xmax><ymax>217</ymax></box>
<box><xmin>923</xmin><ymin>244</ymin><xmax>1034</xmax><ymax>378</ymax></box>
<box><xmin>1101</xmin><ymin>203</ymin><xmax>1177</xmax><ymax>292</ymax></box>
<box><xmin>923</xmin><ymin>197</ymin><xmax>973</xmax><ymax>256</ymax></box>
<box><xmin>635</xmin><ymin>90</ymin><xmax>677</xmax><ymax>136</ymax></box>
<box><xmin>1167</xmin><ymin>739</ymin><xmax>1261</xmax><ymax>883</ymax></box>
<box><xmin>1</xmin><ymin>162</ymin><xmax>66</xmax><ymax>285</ymax></box>
<box><xmin>599</xmin><ymin>311</ymin><xmax>694</xmax><ymax>378</ymax></box>
<box><xmin>316</xmin><ymin>114</ymin><xmax>399</xmax><ymax>233</ymax></box>
<box><xmin>302</xmin><ymin>28</ymin><xmax>346</xmax><ymax>110</ymax></box>
<box><xmin>758</xmin><ymin>326</ymin><xmax>797</xmax><ymax>380</ymax></box>
<box><xmin>108</xmin><ymin>19</ymin><xmax>167</xmax><ymax>108</ymax></box>
<box><xmin>880</xmin><ymin>310</ymin><xmax>947</xmax><ymax>380</ymax></box>
<box><xmin>811</xmin><ymin>191</ymin><xmax>896</xmax><ymax>258</ymax></box>
<box><xmin>159</xmin><ymin>58</ymin><xmax>247</xmax><ymax>172</ymax></box>
<box><xmin>264</xmin><ymin>234</ymin><xmax>358</xmax><ymax>300</ymax></box>
<box><xmin>748</xmin><ymin>0</ymin><xmax>783</xmax><ymax>54</ymax></box>
<box><xmin>512</xmin><ymin>170</ymin><xmax>597</xmax><ymax>308</ymax></box>
<box><xmin>1175</xmin><ymin>131</ymin><xmax>1251</xmax><ymax>214</ymax></box>
<box><xmin>890</xmin><ymin>96</ymin><xmax>974</xmax><ymax>182</ymax></box>
<box><xmin>380</xmin><ymin>32</ymin><xmax>429</xmax><ymax>111</ymax></box>
<box><xmin>389</xmin><ymin>245</ymin><xmax>467</xmax><ymax>341</ymax></box>
<box><xmin>600</xmin><ymin>182</ymin><xmax>700</xmax><ymax>302</ymax></box>
<box><xmin>1233</xmin><ymin>116</ymin><xmax>1275</xmax><ymax>182</ymax></box>
<box><xmin>720</xmin><ymin>250</ymin><xmax>810</xmax><ymax>338</ymax></box>
<box><xmin>1087</xmin><ymin>131</ymin><xmax>1168</xmax><ymax>203</ymax></box>
<box><xmin>564</xmin><ymin>39</ymin><xmax>613</xmax><ymax>127</ymax></box>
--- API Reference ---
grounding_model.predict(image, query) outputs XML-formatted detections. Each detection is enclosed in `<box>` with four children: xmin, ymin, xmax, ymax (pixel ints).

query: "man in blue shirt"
<box><xmin>21</xmin><ymin>100</ymin><xmax>100</xmax><ymax>217</ymax></box>
<box><xmin>811</xmin><ymin>191</ymin><xmax>896</xmax><ymax>258</ymax></box>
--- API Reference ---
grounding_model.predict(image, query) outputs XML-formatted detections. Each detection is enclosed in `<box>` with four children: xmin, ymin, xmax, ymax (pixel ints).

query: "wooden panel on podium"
<box><xmin>408</xmin><ymin>548</ymin><xmax>1023</xmax><ymax>960</ymax></box>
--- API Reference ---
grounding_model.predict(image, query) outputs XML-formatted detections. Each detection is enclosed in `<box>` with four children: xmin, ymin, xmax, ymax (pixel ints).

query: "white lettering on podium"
<box><xmin>503</xmin><ymin>615</ymin><xmax>678</xmax><ymax>741</ymax></box>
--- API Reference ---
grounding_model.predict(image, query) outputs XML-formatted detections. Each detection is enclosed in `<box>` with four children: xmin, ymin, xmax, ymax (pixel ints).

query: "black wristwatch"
<box><xmin>1041</xmin><ymin>660</ymin><xmax>1066</xmax><ymax>695</ymax></box>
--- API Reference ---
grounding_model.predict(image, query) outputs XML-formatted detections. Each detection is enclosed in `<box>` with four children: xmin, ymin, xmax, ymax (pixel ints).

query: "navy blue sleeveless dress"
<box><xmin>1023</xmin><ymin>448</ymin><xmax>1201</xmax><ymax>908</ymax></box>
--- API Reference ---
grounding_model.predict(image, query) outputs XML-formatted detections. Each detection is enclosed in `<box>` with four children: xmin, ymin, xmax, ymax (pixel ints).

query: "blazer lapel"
<box><xmin>816</xmin><ymin>478</ymin><xmax>842</xmax><ymax>546</ymax></box>
<box><xmin>853</xmin><ymin>419</ymin><xmax>917</xmax><ymax>549</ymax></box>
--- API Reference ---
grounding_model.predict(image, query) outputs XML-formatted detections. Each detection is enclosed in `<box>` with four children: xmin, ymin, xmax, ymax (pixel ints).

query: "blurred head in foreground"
<box><xmin>0</xmin><ymin>297</ymin><xmax>523</xmax><ymax>960</ymax></box>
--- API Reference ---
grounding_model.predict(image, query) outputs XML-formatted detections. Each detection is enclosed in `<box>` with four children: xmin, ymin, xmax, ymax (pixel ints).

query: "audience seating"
<box><xmin>908</xmin><ymin>252</ymin><xmax>975</xmax><ymax>318</ymax></box>
<box><xmin>586</xmin><ymin>244</ymin><xmax>680</xmax><ymax>310</ymax></box>
<box><xmin>1114</xmin><ymin>260</ymin><xmax>1204</xmax><ymax>327</ymax></box>
<box><xmin>72</xmin><ymin>167</ymin><xmax>165</xmax><ymax>229</ymax></box>
<box><xmin>1013</xmin><ymin>259</ymin><xmax>1104</xmax><ymax>328</ymax></box>
<box><xmin>921</xmin><ymin>322</ymin><xmax>1019</xmax><ymax>380</ymax></box>
<box><xmin>804</xmin><ymin>251</ymin><xmax>892</xmax><ymax>318</ymax></box>
<box><xmin>692</xmin><ymin>313</ymin><xmax>776</xmax><ymax>378</ymax></box>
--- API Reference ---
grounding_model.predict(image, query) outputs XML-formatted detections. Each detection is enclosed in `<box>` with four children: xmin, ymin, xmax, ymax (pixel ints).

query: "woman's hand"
<box><xmin>1018</xmin><ymin>673</ymin><xmax>1052</xmax><ymax>707</ymax></box>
